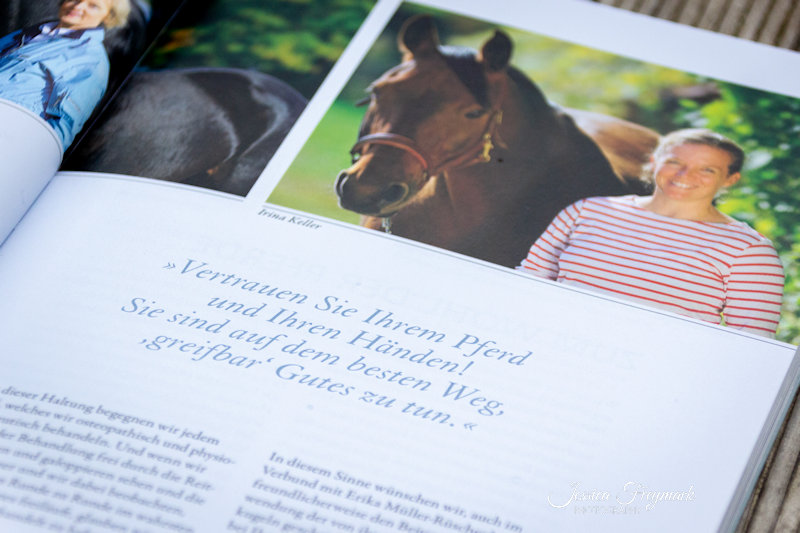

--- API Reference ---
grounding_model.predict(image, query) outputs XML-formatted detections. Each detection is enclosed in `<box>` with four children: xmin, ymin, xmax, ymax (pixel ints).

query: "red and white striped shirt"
<box><xmin>518</xmin><ymin>196</ymin><xmax>785</xmax><ymax>337</ymax></box>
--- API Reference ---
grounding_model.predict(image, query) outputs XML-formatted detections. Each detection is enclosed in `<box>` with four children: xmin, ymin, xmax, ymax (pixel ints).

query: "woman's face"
<box><xmin>58</xmin><ymin>0</ymin><xmax>113</xmax><ymax>30</ymax></box>
<box><xmin>652</xmin><ymin>143</ymin><xmax>741</xmax><ymax>206</ymax></box>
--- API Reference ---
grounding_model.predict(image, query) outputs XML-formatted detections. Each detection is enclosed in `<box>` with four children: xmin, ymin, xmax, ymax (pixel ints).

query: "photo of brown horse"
<box><xmin>267</xmin><ymin>4</ymin><xmax>800</xmax><ymax>344</ymax></box>
<box><xmin>334</xmin><ymin>15</ymin><xmax>659</xmax><ymax>267</ymax></box>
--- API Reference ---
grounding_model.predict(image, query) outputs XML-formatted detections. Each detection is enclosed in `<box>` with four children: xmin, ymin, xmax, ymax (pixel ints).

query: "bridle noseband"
<box><xmin>349</xmin><ymin>107</ymin><xmax>503</xmax><ymax>184</ymax></box>
<box><xmin>347</xmin><ymin>80</ymin><xmax>506</xmax><ymax>234</ymax></box>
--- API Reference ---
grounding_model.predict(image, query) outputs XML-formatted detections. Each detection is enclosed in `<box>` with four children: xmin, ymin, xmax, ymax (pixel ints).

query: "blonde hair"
<box><xmin>642</xmin><ymin>128</ymin><xmax>745</xmax><ymax>184</ymax></box>
<box><xmin>103</xmin><ymin>0</ymin><xmax>132</xmax><ymax>29</ymax></box>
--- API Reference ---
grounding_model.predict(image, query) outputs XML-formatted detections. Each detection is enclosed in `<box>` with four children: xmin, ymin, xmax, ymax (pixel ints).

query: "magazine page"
<box><xmin>1</xmin><ymin>1</ymin><xmax>800</xmax><ymax>532</ymax></box>
<box><xmin>60</xmin><ymin>0</ymin><xmax>378</xmax><ymax>197</ymax></box>
<box><xmin>0</xmin><ymin>101</ymin><xmax>61</xmax><ymax>244</ymax></box>
<box><xmin>264</xmin><ymin>0</ymin><xmax>800</xmax><ymax>347</ymax></box>
<box><xmin>0</xmin><ymin>173</ymin><xmax>797</xmax><ymax>533</ymax></box>
<box><xmin>0</xmin><ymin>0</ymin><xmax>184</xmax><ymax>243</ymax></box>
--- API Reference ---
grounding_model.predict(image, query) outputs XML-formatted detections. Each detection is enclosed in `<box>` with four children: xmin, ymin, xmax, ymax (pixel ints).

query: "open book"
<box><xmin>1</xmin><ymin>0</ymin><xmax>799</xmax><ymax>531</ymax></box>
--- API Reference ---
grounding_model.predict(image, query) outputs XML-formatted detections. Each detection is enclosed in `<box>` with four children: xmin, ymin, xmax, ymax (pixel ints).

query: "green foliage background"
<box><xmin>271</xmin><ymin>4</ymin><xmax>800</xmax><ymax>344</ymax></box>
<box><xmin>144</xmin><ymin>0</ymin><xmax>375</xmax><ymax>99</ymax></box>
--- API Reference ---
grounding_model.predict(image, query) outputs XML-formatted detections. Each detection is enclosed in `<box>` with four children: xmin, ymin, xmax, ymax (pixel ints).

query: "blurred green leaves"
<box><xmin>685</xmin><ymin>85</ymin><xmax>800</xmax><ymax>343</ymax></box>
<box><xmin>146</xmin><ymin>0</ymin><xmax>374</xmax><ymax>98</ymax></box>
<box><xmin>511</xmin><ymin>34</ymin><xmax>800</xmax><ymax>342</ymax></box>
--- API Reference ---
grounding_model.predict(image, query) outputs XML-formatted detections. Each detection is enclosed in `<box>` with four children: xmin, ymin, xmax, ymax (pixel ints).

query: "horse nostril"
<box><xmin>335</xmin><ymin>171</ymin><xmax>349</xmax><ymax>197</ymax></box>
<box><xmin>382</xmin><ymin>183</ymin><xmax>408</xmax><ymax>204</ymax></box>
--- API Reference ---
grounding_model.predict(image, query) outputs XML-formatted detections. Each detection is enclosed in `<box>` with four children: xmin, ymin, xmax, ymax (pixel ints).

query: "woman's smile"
<box><xmin>58</xmin><ymin>0</ymin><xmax>112</xmax><ymax>30</ymax></box>
<box><xmin>652</xmin><ymin>143</ymin><xmax>740</xmax><ymax>206</ymax></box>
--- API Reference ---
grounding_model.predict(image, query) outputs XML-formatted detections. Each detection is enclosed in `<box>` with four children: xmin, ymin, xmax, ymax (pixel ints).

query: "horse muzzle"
<box><xmin>335</xmin><ymin>168</ymin><xmax>412</xmax><ymax>217</ymax></box>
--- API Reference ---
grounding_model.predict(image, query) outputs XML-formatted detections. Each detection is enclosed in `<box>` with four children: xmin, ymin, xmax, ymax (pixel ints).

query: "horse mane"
<box><xmin>438</xmin><ymin>45</ymin><xmax>552</xmax><ymax>116</ymax></box>
<box><xmin>438</xmin><ymin>45</ymin><xmax>489</xmax><ymax>108</ymax></box>
<box><xmin>505</xmin><ymin>66</ymin><xmax>554</xmax><ymax>115</ymax></box>
<box><xmin>439</xmin><ymin>43</ymin><xmax>632</xmax><ymax>188</ymax></box>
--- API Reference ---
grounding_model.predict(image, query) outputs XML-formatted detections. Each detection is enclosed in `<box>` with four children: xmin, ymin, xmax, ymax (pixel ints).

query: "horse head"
<box><xmin>333</xmin><ymin>15</ymin><xmax>659</xmax><ymax>266</ymax></box>
<box><xmin>335</xmin><ymin>15</ymin><xmax>513</xmax><ymax>217</ymax></box>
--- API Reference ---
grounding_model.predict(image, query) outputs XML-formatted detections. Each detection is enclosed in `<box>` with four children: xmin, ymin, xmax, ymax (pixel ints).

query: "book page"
<box><xmin>1</xmin><ymin>0</ymin><xmax>799</xmax><ymax>532</ymax></box>
<box><xmin>0</xmin><ymin>101</ymin><xmax>61</xmax><ymax>243</ymax></box>
<box><xmin>0</xmin><ymin>0</ymin><xmax>185</xmax><ymax>242</ymax></box>
<box><xmin>0</xmin><ymin>174</ymin><xmax>796</xmax><ymax>533</ymax></box>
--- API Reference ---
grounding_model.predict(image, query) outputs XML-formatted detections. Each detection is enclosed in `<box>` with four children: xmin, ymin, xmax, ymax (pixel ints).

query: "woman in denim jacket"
<box><xmin>0</xmin><ymin>0</ymin><xmax>130</xmax><ymax>150</ymax></box>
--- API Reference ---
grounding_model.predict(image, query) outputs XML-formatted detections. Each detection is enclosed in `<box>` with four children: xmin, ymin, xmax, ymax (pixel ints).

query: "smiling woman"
<box><xmin>641</xmin><ymin>129</ymin><xmax>745</xmax><ymax>222</ymax></box>
<box><xmin>59</xmin><ymin>0</ymin><xmax>113</xmax><ymax>30</ymax></box>
<box><xmin>517</xmin><ymin>129</ymin><xmax>786</xmax><ymax>337</ymax></box>
<box><xmin>0</xmin><ymin>0</ymin><xmax>131</xmax><ymax>150</ymax></box>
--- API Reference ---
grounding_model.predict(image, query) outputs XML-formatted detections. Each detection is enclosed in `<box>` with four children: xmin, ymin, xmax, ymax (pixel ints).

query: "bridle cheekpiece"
<box><xmin>349</xmin><ymin>107</ymin><xmax>503</xmax><ymax>182</ymax></box>
<box><xmin>348</xmin><ymin>79</ymin><xmax>507</xmax><ymax>233</ymax></box>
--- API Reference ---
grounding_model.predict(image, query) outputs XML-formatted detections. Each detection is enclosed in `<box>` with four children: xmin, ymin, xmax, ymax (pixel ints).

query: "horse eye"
<box><xmin>465</xmin><ymin>109</ymin><xmax>486</xmax><ymax>119</ymax></box>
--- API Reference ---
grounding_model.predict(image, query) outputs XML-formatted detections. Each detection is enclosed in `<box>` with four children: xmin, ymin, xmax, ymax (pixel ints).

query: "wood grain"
<box><xmin>595</xmin><ymin>0</ymin><xmax>800</xmax><ymax>49</ymax></box>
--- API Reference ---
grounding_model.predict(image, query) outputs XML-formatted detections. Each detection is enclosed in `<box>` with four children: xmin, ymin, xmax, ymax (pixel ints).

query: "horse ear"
<box><xmin>479</xmin><ymin>31</ymin><xmax>512</xmax><ymax>72</ymax></box>
<box><xmin>398</xmin><ymin>15</ymin><xmax>440</xmax><ymax>57</ymax></box>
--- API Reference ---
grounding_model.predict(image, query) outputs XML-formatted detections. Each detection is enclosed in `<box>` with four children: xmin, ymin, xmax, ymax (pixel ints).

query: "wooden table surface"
<box><xmin>595</xmin><ymin>0</ymin><xmax>800</xmax><ymax>50</ymax></box>
<box><xmin>594</xmin><ymin>3</ymin><xmax>799</xmax><ymax>531</ymax></box>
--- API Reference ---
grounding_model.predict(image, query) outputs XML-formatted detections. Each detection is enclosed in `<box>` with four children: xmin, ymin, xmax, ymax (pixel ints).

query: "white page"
<box><xmin>0</xmin><ymin>173</ymin><xmax>796</xmax><ymax>533</ymax></box>
<box><xmin>0</xmin><ymin>101</ymin><xmax>62</xmax><ymax>244</ymax></box>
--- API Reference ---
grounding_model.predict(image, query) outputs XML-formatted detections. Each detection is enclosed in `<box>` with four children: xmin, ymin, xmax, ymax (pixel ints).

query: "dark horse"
<box><xmin>3</xmin><ymin>1</ymin><xmax>306</xmax><ymax>195</ymax></box>
<box><xmin>66</xmin><ymin>67</ymin><xmax>307</xmax><ymax>196</ymax></box>
<box><xmin>335</xmin><ymin>16</ymin><xmax>659</xmax><ymax>267</ymax></box>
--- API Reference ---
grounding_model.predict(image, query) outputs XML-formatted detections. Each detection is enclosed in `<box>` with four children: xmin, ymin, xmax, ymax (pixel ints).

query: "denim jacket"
<box><xmin>0</xmin><ymin>23</ymin><xmax>110</xmax><ymax>151</ymax></box>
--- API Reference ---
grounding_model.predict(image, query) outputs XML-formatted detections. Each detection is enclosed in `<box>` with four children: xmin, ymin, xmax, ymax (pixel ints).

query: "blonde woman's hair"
<box><xmin>642</xmin><ymin>128</ymin><xmax>745</xmax><ymax>184</ymax></box>
<box><xmin>103</xmin><ymin>0</ymin><xmax>132</xmax><ymax>29</ymax></box>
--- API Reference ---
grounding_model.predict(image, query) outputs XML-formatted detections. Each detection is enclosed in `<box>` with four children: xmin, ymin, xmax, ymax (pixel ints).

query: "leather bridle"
<box><xmin>349</xmin><ymin>107</ymin><xmax>504</xmax><ymax>182</ymax></box>
<box><xmin>347</xmin><ymin>81</ymin><xmax>506</xmax><ymax>233</ymax></box>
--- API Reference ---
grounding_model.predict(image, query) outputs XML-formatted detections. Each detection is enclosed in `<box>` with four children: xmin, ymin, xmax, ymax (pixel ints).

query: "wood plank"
<box><xmin>759</xmin><ymin>0</ymin><xmax>793</xmax><ymax>45</ymax></box>
<box><xmin>739</xmin><ymin>0</ymin><xmax>773</xmax><ymax>41</ymax></box>
<box><xmin>593</xmin><ymin>0</ymin><xmax>800</xmax><ymax>51</ymax></box>
<box><xmin>637</xmin><ymin>0</ymin><xmax>662</xmax><ymax>16</ymax></box>
<box><xmin>718</xmin><ymin>0</ymin><xmax>751</xmax><ymax>35</ymax></box>
<box><xmin>774</xmin><ymin>463</ymin><xmax>800</xmax><ymax>532</ymax></box>
<box><xmin>695</xmin><ymin>0</ymin><xmax>727</xmax><ymax>29</ymax></box>
<box><xmin>778</xmin><ymin>2</ymin><xmax>800</xmax><ymax>49</ymax></box>
<box><xmin>737</xmin><ymin>394</ymin><xmax>800</xmax><ymax>531</ymax></box>
<box><xmin>652</xmin><ymin>0</ymin><xmax>686</xmax><ymax>21</ymax></box>
<box><xmin>675</xmin><ymin>0</ymin><xmax>704</xmax><ymax>25</ymax></box>
<box><xmin>616</xmin><ymin>0</ymin><xmax>641</xmax><ymax>11</ymax></box>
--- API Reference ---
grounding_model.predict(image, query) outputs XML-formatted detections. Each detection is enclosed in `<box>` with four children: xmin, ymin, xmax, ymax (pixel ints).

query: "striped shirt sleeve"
<box><xmin>723</xmin><ymin>242</ymin><xmax>784</xmax><ymax>337</ymax></box>
<box><xmin>516</xmin><ymin>200</ymin><xmax>584</xmax><ymax>279</ymax></box>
